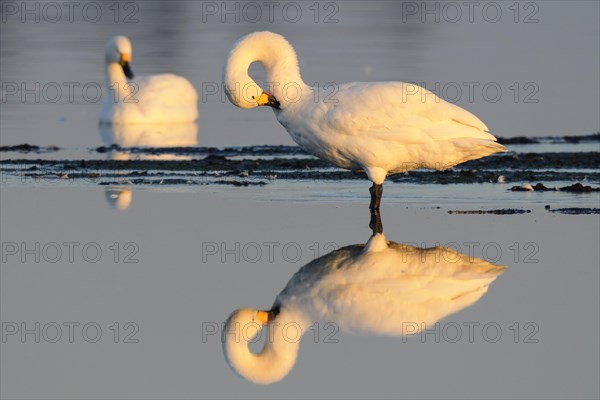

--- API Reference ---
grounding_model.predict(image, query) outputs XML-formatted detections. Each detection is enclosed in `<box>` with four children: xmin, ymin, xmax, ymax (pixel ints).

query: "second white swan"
<box><xmin>100</xmin><ymin>36</ymin><xmax>198</xmax><ymax>124</ymax></box>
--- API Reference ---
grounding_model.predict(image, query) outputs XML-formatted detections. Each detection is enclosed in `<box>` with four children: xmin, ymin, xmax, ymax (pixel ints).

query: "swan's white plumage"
<box><xmin>223</xmin><ymin>32</ymin><xmax>506</xmax><ymax>185</ymax></box>
<box><xmin>223</xmin><ymin>233</ymin><xmax>505</xmax><ymax>384</ymax></box>
<box><xmin>100</xmin><ymin>36</ymin><xmax>198</xmax><ymax>124</ymax></box>
<box><xmin>99</xmin><ymin>123</ymin><xmax>198</xmax><ymax>150</ymax></box>
<box><xmin>275</xmin><ymin>234</ymin><xmax>504</xmax><ymax>336</ymax></box>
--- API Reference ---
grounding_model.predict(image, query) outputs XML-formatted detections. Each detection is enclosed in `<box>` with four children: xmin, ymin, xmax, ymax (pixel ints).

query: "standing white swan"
<box><xmin>100</xmin><ymin>36</ymin><xmax>198</xmax><ymax>124</ymax></box>
<box><xmin>222</xmin><ymin>233</ymin><xmax>505</xmax><ymax>384</ymax></box>
<box><xmin>223</xmin><ymin>31</ymin><xmax>507</xmax><ymax>209</ymax></box>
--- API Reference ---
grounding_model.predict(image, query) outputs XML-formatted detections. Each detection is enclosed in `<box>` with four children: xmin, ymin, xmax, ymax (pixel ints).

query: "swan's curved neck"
<box><xmin>223</xmin><ymin>309</ymin><xmax>307</xmax><ymax>384</ymax></box>
<box><xmin>224</xmin><ymin>33</ymin><xmax>309</xmax><ymax>107</ymax></box>
<box><xmin>105</xmin><ymin>62</ymin><xmax>129</xmax><ymax>102</ymax></box>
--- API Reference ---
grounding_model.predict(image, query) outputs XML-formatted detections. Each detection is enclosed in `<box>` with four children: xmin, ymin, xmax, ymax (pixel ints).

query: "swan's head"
<box><xmin>222</xmin><ymin>307</ymin><xmax>298</xmax><ymax>385</ymax></box>
<box><xmin>223</xmin><ymin>31</ymin><xmax>304</xmax><ymax>110</ymax></box>
<box><xmin>105</xmin><ymin>36</ymin><xmax>134</xmax><ymax>79</ymax></box>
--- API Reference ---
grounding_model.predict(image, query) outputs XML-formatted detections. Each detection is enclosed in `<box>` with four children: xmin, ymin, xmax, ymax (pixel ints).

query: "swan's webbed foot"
<box><xmin>369</xmin><ymin>183</ymin><xmax>383</xmax><ymax>211</ymax></box>
<box><xmin>369</xmin><ymin>209</ymin><xmax>383</xmax><ymax>235</ymax></box>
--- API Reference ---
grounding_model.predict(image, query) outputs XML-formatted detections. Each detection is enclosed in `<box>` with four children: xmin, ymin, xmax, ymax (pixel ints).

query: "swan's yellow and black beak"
<box><xmin>119</xmin><ymin>53</ymin><xmax>134</xmax><ymax>79</ymax></box>
<box><xmin>256</xmin><ymin>91</ymin><xmax>281</xmax><ymax>109</ymax></box>
<box><xmin>257</xmin><ymin>308</ymin><xmax>279</xmax><ymax>324</ymax></box>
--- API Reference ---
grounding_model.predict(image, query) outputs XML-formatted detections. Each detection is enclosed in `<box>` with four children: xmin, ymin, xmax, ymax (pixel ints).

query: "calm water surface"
<box><xmin>1</xmin><ymin>1</ymin><xmax>599</xmax><ymax>399</ymax></box>
<box><xmin>1</xmin><ymin>188</ymin><xmax>599</xmax><ymax>399</ymax></box>
<box><xmin>1</xmin><ymin>1</ymin><xmax>598</xmax><ymax>147</ymax></box>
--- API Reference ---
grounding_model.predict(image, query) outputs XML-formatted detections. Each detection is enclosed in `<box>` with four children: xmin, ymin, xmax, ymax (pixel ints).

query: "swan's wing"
<box><xmin>319</xmin><ymin>273</ymin><xmax>501</xmax><ymax>336</ymax></box>
<box><xmin>319</xmin><ymin>82</ymin><xmax>499</xmax><ymax>144</ymax></box>
<box><xmin>311</xmin><ymin>247</ymin><xmax>504</xmax><ymax>336</ymax></box>
<box><xmin>274</xmin><ymin>246</ymin><xmax>364</xmax><ymax>307</ymax></box>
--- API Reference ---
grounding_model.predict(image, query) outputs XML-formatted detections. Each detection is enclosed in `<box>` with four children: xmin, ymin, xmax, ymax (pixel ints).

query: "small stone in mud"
<box><xmin>510</xmin><ymin>182</ymin><xmax>599</xmax><ymax>192</ymax></box>
<box><xmin>549</xmin><ymin>208</ymin><xmax>600</xmax><ymax>215</ymax></box>
<box><xmin>96</xmin><ymin>145</ymin><xmax>120</xmax><ymax>153</ymax></box>
<box><xmin>511</xmin><ymin>183</ymin><xmax>535</xmax><ymax>191</ymax></box>
<box><xmin>448</xmin><ymin>209</ymin><xmax>531</xmax><ymax>215</ymax></box>
<box><xmin>560</xmin><ymin>183</ymin><xmax>600</xmax><ymax>192</ymax></box>
<box><xmin>0</xmin><ymin>144</ymin><xmax>41</xmax><ymax>153</ymax></box>
<box><xmin>155</xmin><ymin>179</ymin><xmax>197</xmax><ymax>185</ymax></box>
<box><xmin>497</xmin><ymin>136</ymin><xmax>539</xmax><ymax>145</ymax></box>
<box><xmin>213</xmin><ymin>180</ymin><xmax>267</xmax><ymax>187</ymax></box>
<box><xmin>204</xmin><ymin>155</ymin><xmax>227</xmax><ymax>161</ymax></box>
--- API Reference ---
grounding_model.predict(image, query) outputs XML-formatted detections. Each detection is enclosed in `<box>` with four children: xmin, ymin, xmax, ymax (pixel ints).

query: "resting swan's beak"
<box><xmin>119</xmin><ymin>53</ymin><xmax>134</xmax><ymax>79</ymax></box>
<box><xmin>256</xmin><ymin>91</ymin><xmax>281</xmax><ymax>109</ymax></box>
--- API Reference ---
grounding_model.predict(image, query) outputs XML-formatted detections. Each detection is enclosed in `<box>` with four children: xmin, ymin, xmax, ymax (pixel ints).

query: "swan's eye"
<box><xmin>251</xmin><ymin>96</ymin><xmax>255</xmax><ymax>99</ymax></box>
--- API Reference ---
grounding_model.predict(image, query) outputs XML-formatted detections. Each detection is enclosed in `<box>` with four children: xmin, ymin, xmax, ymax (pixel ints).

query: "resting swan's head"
<box><xmin>223</xmin><ymin>31</ymin><xmax>307</xmax><ymax>110</ymax></box>
<box><xmin>105</xmin><ymin>36</ymin><xmax>134</xmax><ymax>79</ymax></box>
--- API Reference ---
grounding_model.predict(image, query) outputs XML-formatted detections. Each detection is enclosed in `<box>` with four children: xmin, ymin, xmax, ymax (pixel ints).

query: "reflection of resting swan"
<box><xmin>99</xmin><ymin>122</ymin><xmax>198</xmax><ymax>211</ymax></box>
<box><xmin>105</xmin><ymin>188</ymin><xmax>132</xmax><ymax>210</ymax></box>
<box><xmin>99</xmin><ymin>36</ymin><xmax>198</xmax><ymax>124</ymax></box>
<box><xmin>223</xmin><ymin>32</ymin><xmax>506</xmax><ymax>210</ymax></box>
<box><xmin>98</xmin><ymin>122</ymin><xmax>198</xmax><ymax>160</ymax></box>
<box><xmin>223</xmin><ymin>233</ymin><xmax>505</xmax><ymax>384</ymax></box>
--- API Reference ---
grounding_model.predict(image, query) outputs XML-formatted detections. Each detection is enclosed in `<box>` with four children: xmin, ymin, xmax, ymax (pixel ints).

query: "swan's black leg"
<box><xmin>369</xmin><ymin>183</ymin><xmax>383</xmax><ymax>211</ymax></box>
<box><xmin>369</xmin><ymin>209</ymin><xmax>383</xmax><ymax>235</ymax></box>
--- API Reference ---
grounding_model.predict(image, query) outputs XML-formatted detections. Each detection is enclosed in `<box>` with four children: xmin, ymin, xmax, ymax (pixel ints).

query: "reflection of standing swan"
<box><xmin>223</xmin><ymin>233</ymin><xmax>505</xmax><ymax>384</ymax></box>
<box><xmin>99</xmin><ymin>36</ymin><xmax>198</xmax><ymax>124</ymax></box>
<box><xmin>223</xmin><ymin>32</ymin><xmax>506</xmax><ymax>210</ymax></box>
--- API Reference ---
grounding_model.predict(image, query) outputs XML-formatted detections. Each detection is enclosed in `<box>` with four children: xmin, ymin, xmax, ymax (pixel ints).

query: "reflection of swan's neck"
<box><xmin>105</xmin><ymin>62</ymin><xmax>129</xmax><ymax>102</ymax></box>
<box><xmin>222</xmin><ymin>308</ymin><xmax>305</xmax><ymax>384</ymax></box>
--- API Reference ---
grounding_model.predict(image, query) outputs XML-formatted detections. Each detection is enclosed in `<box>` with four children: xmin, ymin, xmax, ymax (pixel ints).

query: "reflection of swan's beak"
<box><xmin>257</xmin><ymin>311</ymin><xmax>269</xmax><ymax>324</ymax></box>
<box><xmin>257</xmin><ymin>308</ymin><xmax>280</xmax><ymax>324</ymax></box>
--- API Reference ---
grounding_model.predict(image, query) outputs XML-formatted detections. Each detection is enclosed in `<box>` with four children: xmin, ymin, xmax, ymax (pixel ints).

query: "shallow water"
<box><xmin>1</xmin><ymin>1</ymin><xmax>599</xmax><ymax>399</ymax></box>
<box><xmin>1</xmin><ymin>187</ymin><xmax>599</xmax><ymax>399</ymax></box>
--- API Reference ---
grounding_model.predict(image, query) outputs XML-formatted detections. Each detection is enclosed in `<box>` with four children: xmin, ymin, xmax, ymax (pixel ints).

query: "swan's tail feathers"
<box><xmin>483</xmin><ymin>139</ymin><xmax>508</xmax><ymax>154</ymax></box>
<box><xmin>459</xmin><ymin>138</ymin><xmax>507</xmax><ymax>162</ymax></box>
<box><xmin>430</xmin><ymin>138</ymin><xmax>507</xmax><ymax>171</ymax></box>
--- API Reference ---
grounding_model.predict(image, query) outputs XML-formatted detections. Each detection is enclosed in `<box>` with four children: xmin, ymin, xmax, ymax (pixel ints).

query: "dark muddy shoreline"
<box><xmin>1</xmin><ymin>151</ymin><xmax>599</xmax><ymax>186</ymax></box>
<box><xmin>2</xmin><ymin>134</ymin><xmax>599</xmax><ymax>188</ymax></box>
<box><xmin>2</xmin><ymin>133</ymin><xmax>598</xmax><ymax>154</ymax></box>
